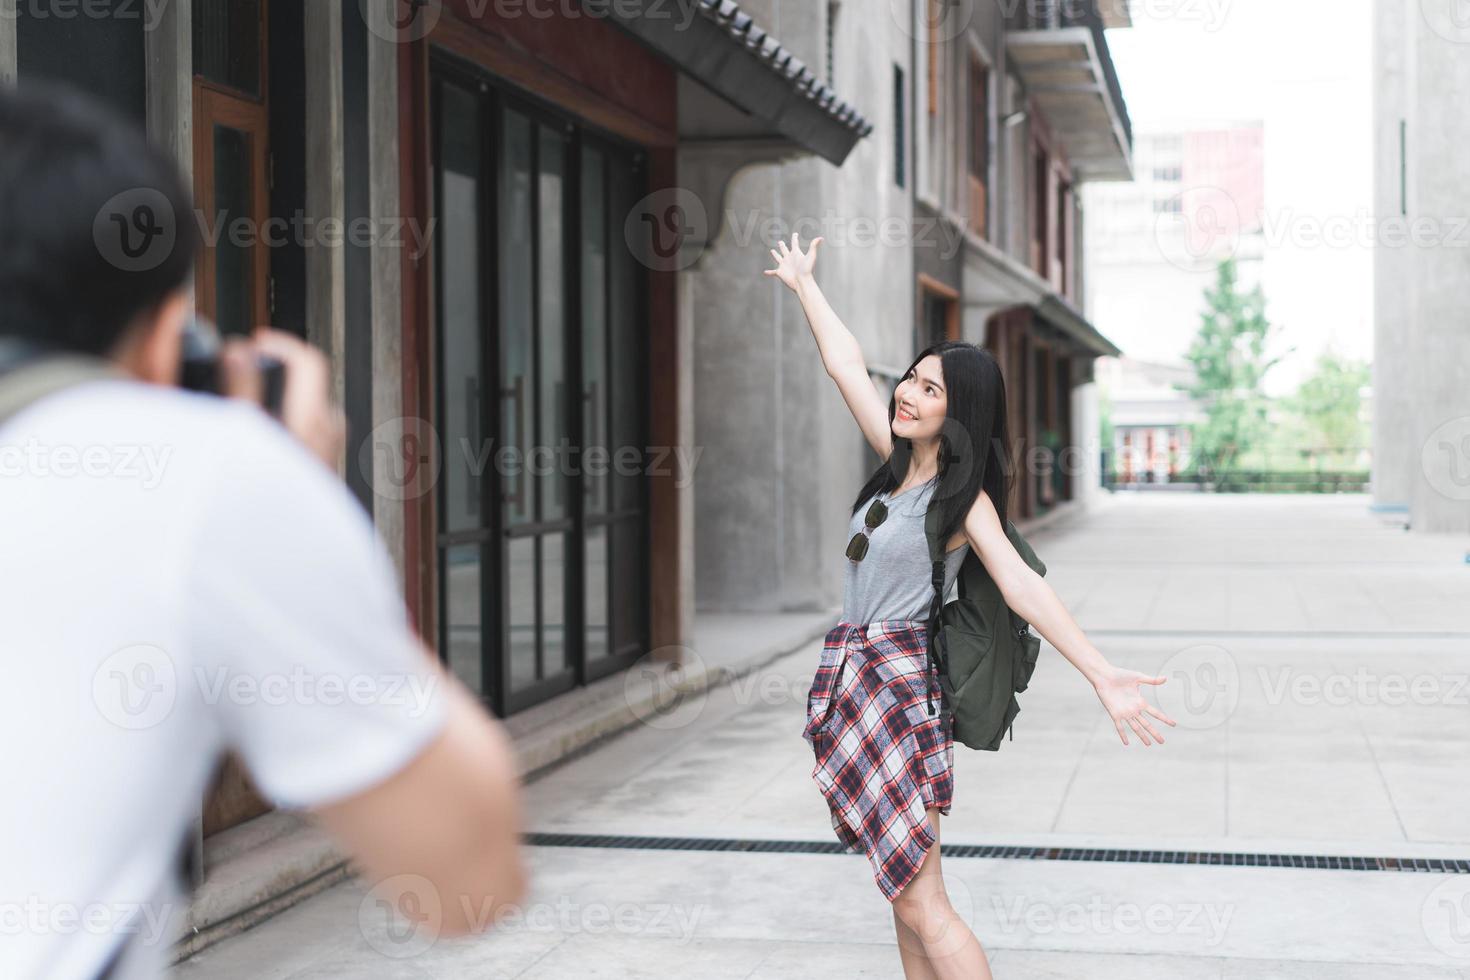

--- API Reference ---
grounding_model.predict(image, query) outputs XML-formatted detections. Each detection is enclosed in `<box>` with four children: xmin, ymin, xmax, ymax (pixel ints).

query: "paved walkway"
<box><xmin>178</xmin><ymin>493</ymin><xmax>1470</xmax><ymax>978</ymax></box>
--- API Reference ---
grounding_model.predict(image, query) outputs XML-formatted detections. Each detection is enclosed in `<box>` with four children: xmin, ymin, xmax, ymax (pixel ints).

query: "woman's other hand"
<box><xmin>764</xmin><ymin>232</ymin><xmax>823</xmax><ymax>291</ymax></box>
<box><xmin>1092</xmin><ymin>664</ymin><xmax>1176</xmax><ymax>747</ymax></box>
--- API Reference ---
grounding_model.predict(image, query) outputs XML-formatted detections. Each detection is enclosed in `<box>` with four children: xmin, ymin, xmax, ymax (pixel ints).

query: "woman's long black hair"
<box><xmin>850</xmin><ymin>340</ymin><xmax>1013</xmax><ymax>544</ymax></box>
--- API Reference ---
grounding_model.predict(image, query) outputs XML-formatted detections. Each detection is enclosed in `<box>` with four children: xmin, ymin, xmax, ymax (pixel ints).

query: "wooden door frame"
<box><xmin>192</xmin><ymin>83</ymin><xmax>271</xmax><ymax>330</ymax></box>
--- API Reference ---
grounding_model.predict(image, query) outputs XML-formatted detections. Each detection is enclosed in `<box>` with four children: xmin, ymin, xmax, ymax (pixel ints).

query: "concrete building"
<box><xmin>934</xmin><ymin>0</ymin><xmax>1132</xmax><ymax>521</ymax></box>
<box><xmin>1372</xmin><ymin>0</ymin><xmax>1470</xmax><ymax>534</ymax></box>
<box><xmin>1096</xmin><ymin>356</ymin><xmax>1203</xmax><ymax>486</ymax></box>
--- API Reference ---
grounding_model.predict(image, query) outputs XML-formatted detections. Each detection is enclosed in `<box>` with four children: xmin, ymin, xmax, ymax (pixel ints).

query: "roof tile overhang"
<box><xmin>586</xmin><ymin>0</ymin><xmax>872</xmax><ymax>166</ymax></box>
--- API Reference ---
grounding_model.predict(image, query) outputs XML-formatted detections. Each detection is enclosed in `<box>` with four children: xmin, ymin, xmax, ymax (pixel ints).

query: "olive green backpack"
<box><xmin>922</xmin><ymin>504</ymin><xmax>1047</xmax><ymax>751</ymax></box>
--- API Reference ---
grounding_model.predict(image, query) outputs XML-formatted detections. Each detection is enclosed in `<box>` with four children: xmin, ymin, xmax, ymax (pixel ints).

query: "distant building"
<box><xmin>1082</xmin><ymin>122</ymin><xmax>1265</xmax><ymax>366</ymax></box>
<box><xmin>1098</xmin><ymin>357</ymin><xmax>1203</xmax><ymax>486</ymax></box>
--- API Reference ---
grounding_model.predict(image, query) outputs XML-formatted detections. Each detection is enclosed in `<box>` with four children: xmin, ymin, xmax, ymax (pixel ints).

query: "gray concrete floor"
<box><xmin>177</xmin><ymin>493</ymin><xmax>1470</xmax><ymax>978</ymax></box>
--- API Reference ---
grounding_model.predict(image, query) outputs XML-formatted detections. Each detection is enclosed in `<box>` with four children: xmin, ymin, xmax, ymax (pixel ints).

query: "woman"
<box><xmin>765</xmin><ymin>233</ymin><xmax>1176</xmax><ymax>979</ymax></box>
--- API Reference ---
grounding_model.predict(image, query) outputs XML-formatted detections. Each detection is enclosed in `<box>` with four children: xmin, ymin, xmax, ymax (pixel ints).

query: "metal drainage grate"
<box><xmin>525</xmin><ymin>833</ymin><xmax>1470</xmax><ymax>874</ymax></box>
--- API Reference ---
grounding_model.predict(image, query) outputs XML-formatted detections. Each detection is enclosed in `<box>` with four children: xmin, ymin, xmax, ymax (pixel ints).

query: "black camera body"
<box><xmin>179</xmin><ymin>316</ymin><xmax>286</xmax><ymax>418</ymax></box>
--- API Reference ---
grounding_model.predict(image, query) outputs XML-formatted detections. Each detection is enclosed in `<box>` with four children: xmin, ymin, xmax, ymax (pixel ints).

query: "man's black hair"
<box><xmin>0</xmin><ymin>80</ymin><xmax>199</xmax><ymax>355</ymax></box>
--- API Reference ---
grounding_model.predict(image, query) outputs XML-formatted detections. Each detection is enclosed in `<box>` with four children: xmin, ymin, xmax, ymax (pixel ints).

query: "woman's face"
<box><xmin>893</xmin><ymin>354</ymin><xmax>947</xmax><ymax>441</ymax></box>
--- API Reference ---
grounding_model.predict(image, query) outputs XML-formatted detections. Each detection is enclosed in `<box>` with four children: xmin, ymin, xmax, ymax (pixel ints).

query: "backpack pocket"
<box><xmin>937</xmin><ymin>597</ymin><xmax>1001</xmax><ymax>696</ymax></box>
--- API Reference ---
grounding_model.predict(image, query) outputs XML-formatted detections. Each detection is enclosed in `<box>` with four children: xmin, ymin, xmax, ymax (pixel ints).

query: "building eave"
<box><xmin>1035</xmin><ymin>293</ymin><xmax>1124</xmax><ymax>358</ymax></box>
<box><xmin>588</xmin><ymin>0</ymin><xmax>872</xmax><ymax>167</ymax></box>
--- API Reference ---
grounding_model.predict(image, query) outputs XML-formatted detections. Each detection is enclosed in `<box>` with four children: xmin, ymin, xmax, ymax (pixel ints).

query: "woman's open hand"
<box><xmin>763</xmin><ymin>232</ymin><xmax>822</xmax><ymax>291</ymax></box>
<box><xmin>1092</xmin><ymin>664</ymin><xmax>1176</xmax><ymax>746</ymax></box>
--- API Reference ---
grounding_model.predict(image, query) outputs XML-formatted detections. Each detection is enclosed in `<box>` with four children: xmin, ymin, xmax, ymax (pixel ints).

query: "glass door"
<box><xmin>431</xmin><ymin>63</ymin><xmax>649</xmax><ymax>716</ymax></box>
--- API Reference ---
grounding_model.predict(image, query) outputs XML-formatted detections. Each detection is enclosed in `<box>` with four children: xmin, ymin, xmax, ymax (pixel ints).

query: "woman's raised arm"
<box><xmin>765</xmin><ymin>233</ymin><xmax>893</xmax><ymax>460</ymax></box>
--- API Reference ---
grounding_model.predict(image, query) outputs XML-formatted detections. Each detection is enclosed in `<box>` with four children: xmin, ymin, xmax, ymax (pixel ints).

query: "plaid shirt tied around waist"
<box><xmin>802</xmin><ymin>619</ymin><xmax>955</xmax><ymax>901</ymax></box>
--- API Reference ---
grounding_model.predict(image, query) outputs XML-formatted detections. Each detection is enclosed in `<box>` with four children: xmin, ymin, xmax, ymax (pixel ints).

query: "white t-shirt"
<box><xmin>0</xmin><ymin>379</ymin><xmax>449</xmax><ymax>980</ymax></box>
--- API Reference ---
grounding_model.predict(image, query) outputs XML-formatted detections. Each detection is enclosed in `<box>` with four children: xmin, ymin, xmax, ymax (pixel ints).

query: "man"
<box><xmin>0</xmin><ymin>82</ymin><xmax>526</xmax><ymax>979</ymax></box>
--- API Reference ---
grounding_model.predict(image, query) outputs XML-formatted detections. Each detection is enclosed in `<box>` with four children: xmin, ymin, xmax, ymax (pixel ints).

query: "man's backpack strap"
<box><xmin>0</xmin><ymin>339</ymin><xmax>125</xmax><ymax>429</ymax></box>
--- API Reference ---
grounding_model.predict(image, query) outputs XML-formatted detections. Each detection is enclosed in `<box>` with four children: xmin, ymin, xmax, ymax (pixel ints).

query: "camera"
<box><xmin>179</xmin><ymin>316</ymin><xmax>286</xmax><ymax>418</ymax></box>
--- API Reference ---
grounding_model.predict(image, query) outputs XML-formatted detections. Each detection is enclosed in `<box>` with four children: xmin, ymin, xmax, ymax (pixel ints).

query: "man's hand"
<box><xmin>221</xmin><ymin>328</ymin><xmax>346</xmax><ymax>470</ymax></box>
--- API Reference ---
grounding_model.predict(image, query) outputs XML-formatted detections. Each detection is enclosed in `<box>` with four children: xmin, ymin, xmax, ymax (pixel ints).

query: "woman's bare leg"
<box><xmin>890</xmin><ymin>808</ymin><xmax>993</xmax><ymax>980</ymax></box>
<box><xmin>893</xmin><ymin>909</ymin><xmax>941</xmax><ymax>980</ymax></box>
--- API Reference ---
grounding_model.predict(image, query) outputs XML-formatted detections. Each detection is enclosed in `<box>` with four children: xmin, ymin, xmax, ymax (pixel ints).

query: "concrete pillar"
<box><xmin>366</xmin><ymin>26</ymin><xmax>405</xmax><ymax>580</ymax></box>
<box><xmin>142</xmin><ymin>0</ymin><xmax>191</xmax><ymax>180</ymax></box>
<box><xmin>1370</xmin><ymin>0</ymin><xmax>1413</xmax><ymax>510</ymax></box>
<box><xmin>304</xmin><ymin>3</ymin><xmax>347</xmax><ymax>430</ymax></box>
<box><xmin>675</xmin><ymin>266</ymin><xmax>697</xmax><ymax>640</ymax></box>
<box><xmin>1405</xmin><ymin>3</ymin><xmax>1470</xmax><ymax>533</ymax></box>
<box><xmin>0</xmin><ymin>0</ymin><xmax>16</xmax><ymax>85</ymax></box>
<box><xmin>1071</xmin><ymin>379</ymin><xmax>1101</xmax><ymax>505</ymax></box>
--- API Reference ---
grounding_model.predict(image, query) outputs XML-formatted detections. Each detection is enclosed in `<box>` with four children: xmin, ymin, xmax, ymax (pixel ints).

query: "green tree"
<box><xmin>1177</xmin><ymin>258</ymin><xmax>1292</xmax><ymax>484</ymax></box>
<box><xmin>1280</xmin><ymin>346</ymin><xmax>1369</xmax><ymax>469</ymax></box>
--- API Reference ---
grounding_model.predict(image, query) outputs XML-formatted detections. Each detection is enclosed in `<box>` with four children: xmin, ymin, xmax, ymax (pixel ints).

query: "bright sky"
<box><xmin>1106</xmin><ymin>0</ymin><xmax>1375</xmax><ymax>394</ymax></box>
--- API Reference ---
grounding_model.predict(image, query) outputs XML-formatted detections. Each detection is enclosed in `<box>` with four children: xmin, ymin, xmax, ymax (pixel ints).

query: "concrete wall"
<box><xmin>691</xmin><ymin>1</ymin><xmax>914</xmax><ymax>612</ymax></box>
<box><xmin>1370</xmin><ymin>0</ymin><xmax>1414</xmax><ymax>510</ymax></box>
<box><xmin>367</xmin><ymin>26</ymin><xmax>405</xmax><ymax>583</ymax></box>
<box><xmin>0</xmin><ymin>1</ymin><xmax>16</xmax><ymax>84</ymax></box>
<box><xmin>1374</xmin><ymin>0</ymin><xmax>1470</xmax><ymax>533</ymax></box>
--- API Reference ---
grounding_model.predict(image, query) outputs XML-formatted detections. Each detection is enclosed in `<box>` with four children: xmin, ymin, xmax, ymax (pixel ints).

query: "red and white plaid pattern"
<box><xmin>802</xmin><ymin>619</ymin><xmax>955</xmax><ymax>901</ymax></box>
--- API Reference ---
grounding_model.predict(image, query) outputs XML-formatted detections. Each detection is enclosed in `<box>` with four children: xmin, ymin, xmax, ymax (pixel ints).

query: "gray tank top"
<box><xmin>841</xmin><ymin>478</ymin><xmax>969</xmax><ymax>625</ymax></box>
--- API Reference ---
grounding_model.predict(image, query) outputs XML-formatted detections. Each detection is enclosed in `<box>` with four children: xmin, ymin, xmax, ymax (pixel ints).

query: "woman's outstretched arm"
<box><xmin>765</xmin><ymin>233</ymin><xmax>893</xmax><ymax>459</ymax></box>
<box><xmin>961</xmin><ymin>488</ymin><xmax>1178</xmax><ymax>748</ymax></box>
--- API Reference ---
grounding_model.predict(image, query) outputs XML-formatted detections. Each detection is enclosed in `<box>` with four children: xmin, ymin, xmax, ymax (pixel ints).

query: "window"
<box><xmin>1031</xmin><ymin>144</ymin><xmax>1049</xmax><ymax>276</ymax></box>
<box><xmin>967</xmin><ymin>57</ymin><xmax>989</xmax><ymax>236</ymax></box>
<box><xmin>192</xmin><ymin>0</ymin><xmax>270</xmax><ymax>336</ymax></box>
<box><xmin>16</xmin><ymin>2</ymin><xmax>146</xmax><ymax>123</ymax></box>
<box><xmin>1056</xmin><ymin>180</ymin><xmax>1071</xmax><ymax>295</ymax></box>
<box><xmin>894</xmin><ymin>65</ymin><xmax>906</xmax><ymax>189</ymax></box>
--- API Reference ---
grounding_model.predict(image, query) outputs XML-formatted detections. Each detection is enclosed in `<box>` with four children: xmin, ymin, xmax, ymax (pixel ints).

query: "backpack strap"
<box><xmin>0</xmin><ymin>339</ymin><xmax>126</xmax><ymax>429</ymax></box>
<box><xmin>922</xmin><ymin>502</ymin><xmax>952</xmax><ymax>716</ymax></box>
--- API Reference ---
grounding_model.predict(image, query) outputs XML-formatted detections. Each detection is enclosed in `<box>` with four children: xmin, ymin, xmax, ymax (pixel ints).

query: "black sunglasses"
<box><xmin>845</xmin><ymin>496</ymin><xmax>889</xmax><ymax>562</ymax></box>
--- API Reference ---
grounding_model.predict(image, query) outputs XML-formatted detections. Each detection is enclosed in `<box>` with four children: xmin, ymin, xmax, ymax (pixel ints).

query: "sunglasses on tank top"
<box><xmin>845</xmin><ymin>496</ymin><xmax>889</xmax><ymax>563</ymax></box>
